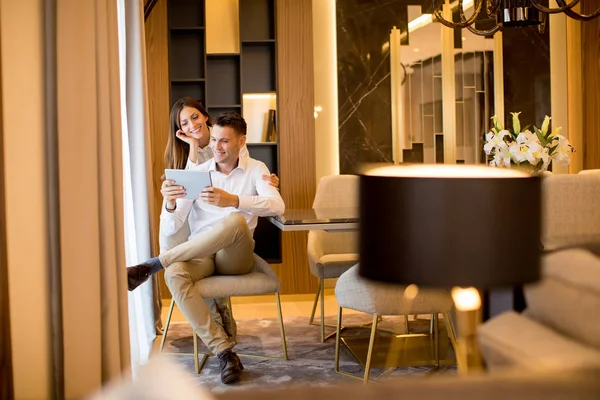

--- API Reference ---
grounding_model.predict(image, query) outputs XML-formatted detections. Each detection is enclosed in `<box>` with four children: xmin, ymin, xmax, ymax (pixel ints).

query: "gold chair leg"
<box><xmin>193</xmin><ymin>332</ymin><xmax>200</xmax><ymax>374</ymax></box>
<box><xmin>334</xmin><ymin>307</ymin><xmax>343</xmax><ymax>373</ymax></box>
<box><xmin>430</xmin><ymin>313</ymin><xmax>435</xmax><ymax>335</ymax></box>
<box><xmin>433</xmin><ymin>313</ymin><xmax>440</xmax><ymax>368</ymax></box>
<box><xmin>444</xmin><ymin>312</ymin><xmax>462</xmax><ymax>370</ymax></box>
<box><xmin>320</xmin><ymin>278</ymin><xmax>326</xmax><ymax>342</ymax></box>
<box><xmin>308</xmin><ymin>279</ymin><xmax>321</xmax><ymax>325</ymax></box>
<box><xmin>275</xmin><ymin>292</ymin><xmax>289</xmax><ymax>360</ymax></box>
<box><xmin>198</xmin><ymin>353</ymin><xmax>210</xmax><ymax>371</ymax></box>
<box><xmin>159</xmin><ymin>298</ymin><xmax>176</xmax><ymax>352</ymax></box>
<box><xmin>363</xmin><ymin>314</ymin><xmax>379</xmax><ymax>384</ymax></box>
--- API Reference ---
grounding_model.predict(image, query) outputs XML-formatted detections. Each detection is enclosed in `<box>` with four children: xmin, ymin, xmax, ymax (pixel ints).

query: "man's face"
<box><xmin>210</xmin><ymin>125</ymin><xmax>246</xmax><ymax>165</ymax></box>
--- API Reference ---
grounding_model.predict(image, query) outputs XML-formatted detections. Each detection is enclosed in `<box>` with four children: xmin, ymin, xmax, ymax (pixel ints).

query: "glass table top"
<box><xmin>271</xmin><ymin>207</ymin><xmax>359</xmax><ymax>225</ymax></box>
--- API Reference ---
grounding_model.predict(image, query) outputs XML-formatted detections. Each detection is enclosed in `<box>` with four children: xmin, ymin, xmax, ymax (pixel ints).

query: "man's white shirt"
<box><xmin>161</xmin><ymin>155</ymin><xmax>284</xmax><ymax>240</ymax></box>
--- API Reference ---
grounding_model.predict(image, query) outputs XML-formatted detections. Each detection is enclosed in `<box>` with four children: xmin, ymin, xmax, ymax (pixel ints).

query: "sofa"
<box><xmin>477</xmin><ymin>172</ymin><xmax>600</xmax><ymax>372</ymax></box>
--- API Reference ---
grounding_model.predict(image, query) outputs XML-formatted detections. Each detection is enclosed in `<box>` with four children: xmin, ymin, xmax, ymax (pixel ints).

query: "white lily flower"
<box><xmin>484</xmin><ymin>130</ymin><xmax>508</xmax><ymax>154</ymax></box>
<box><xmin>509</xmin><ymin>142</ymin><xmax>528</xmax><ymax>163</ymax></box>
<box><xmin>540</xmin><ymin>148</ymin><xmax>551</xmax><ymax>170</ymax></box>
<box><xmin>493</xmin><ymin>146</ymin><xmax>512</xmax><ymax>168</ymax></box>
<box><xmin>551</xmin><ymin>135</ymin><xmax>573</xmax><ymax>166</ymax></box>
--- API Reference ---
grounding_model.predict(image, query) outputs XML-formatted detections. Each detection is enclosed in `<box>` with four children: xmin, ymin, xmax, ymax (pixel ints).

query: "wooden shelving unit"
<box><xmin>166</xmin><ymin>0</ymin><xmax>281</xmax><ymax>262</ymax></box>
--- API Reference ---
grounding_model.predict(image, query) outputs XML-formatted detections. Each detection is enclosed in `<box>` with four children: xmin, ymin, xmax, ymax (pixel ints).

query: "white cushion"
<box><xmin>525</xmin><ymin>248</ymin><xmax>600</xmax><ymax>350</ymax></box>
<box><xmin>478</xmin><ymin>311</ymin><xmax>600</xmax><ymax>372</ymax></box>
<box><xmin>194</xmin><ymin>254</ymin><xmax>280</xmax><ymax>298</ymax></box>
<box><xmin>335</xmin><ymin>265</ymin><xmax>453</xmax><ymax>315</ymax></box>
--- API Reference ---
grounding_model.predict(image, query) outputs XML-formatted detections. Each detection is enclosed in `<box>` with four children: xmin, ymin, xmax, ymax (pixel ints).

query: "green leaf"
<box><xmin>534</xmin><ymin>126</ymin><xmax>548</xmax><ymax>147</ymax></box>
<box><xmin>548</xmin><ymin>144</ymin><xmax>558</xmax><ymax>155</ymax></box>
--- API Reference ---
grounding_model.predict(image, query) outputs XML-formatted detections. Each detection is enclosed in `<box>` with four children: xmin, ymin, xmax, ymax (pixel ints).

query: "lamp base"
<box><xmin>454</xmin><ymin>308</ymin><xmax>484</xmax><ymax>374</ymax></box>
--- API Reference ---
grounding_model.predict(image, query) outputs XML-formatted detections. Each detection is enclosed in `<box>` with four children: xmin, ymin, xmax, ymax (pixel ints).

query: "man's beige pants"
<box><xmin>159</xmin><ymin>213</ymin><xmax>254</xmax><ymax>354</ymax></box>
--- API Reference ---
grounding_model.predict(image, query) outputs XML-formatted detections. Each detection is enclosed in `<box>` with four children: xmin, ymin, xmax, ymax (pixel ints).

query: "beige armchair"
<box><xmin>334</xmin><ymin>265</ymin><xmax>457</xmax><ymax>383</ymax></box>
<box><xmin>307</xmin><ymin>175</ymin><xmax>360</xmax><ymax>341</ymax></box>
<box><xmin>541</xmin><ymin>173</ymin><xmax>600</xmax><ymax>250</ymax></box>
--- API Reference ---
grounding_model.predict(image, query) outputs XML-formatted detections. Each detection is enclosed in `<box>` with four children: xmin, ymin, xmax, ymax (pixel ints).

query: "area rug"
<box><xmin>159</xmin><ymin>314</ymin><xmax>457</xmax><ymax>393</ymax></box>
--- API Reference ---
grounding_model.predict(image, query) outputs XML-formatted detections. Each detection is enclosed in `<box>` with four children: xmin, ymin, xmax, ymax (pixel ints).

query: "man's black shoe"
<box><xmin>218</xmin><ymin>349</ymin><xmax>243</xmax><ymax>384</ymax></box>
<box><xmin>127</xmin><ymin>264</ymin><xmax>152</xmax><ymax>291</ymax></box>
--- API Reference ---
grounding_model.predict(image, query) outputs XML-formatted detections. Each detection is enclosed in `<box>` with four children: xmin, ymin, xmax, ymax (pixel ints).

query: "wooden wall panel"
<box><xmin>0</xmin><ymin>16</ymin><xmax>13</xmax><ymax>395</ymax></box>
<box><xmin>275</xmin><ymin>0</ymin><xmax>318</xmax><ymax>294</ymax></box>
<box><xmin>582</xmin><ymin>0</ymin><xmax>600</xmax><ymax>169</ymax></box>
<box><xmin>145</xmin><ymin>0</ymin><xmax>171</xmax><ymax>297</ymax></box>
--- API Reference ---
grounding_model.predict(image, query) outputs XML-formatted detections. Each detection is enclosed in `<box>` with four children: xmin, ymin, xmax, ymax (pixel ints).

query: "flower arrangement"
<box><xmin>483</xmin><ymin>112</ymin><xmax>574</xmax><ymax>173</ymax></box>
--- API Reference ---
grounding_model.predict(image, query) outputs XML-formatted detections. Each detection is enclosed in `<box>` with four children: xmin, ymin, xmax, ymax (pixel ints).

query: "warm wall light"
<box><xmin>242</xmin><ymin>93</ymin><xmax>276</xmax><ymax>99</ymax></box>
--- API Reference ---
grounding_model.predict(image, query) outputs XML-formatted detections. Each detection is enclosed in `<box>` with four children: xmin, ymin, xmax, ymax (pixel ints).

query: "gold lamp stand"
<box><xmin>451</xmin><ymin>287</ymin><xmax>484</xmax><ymax>374</ymax></box>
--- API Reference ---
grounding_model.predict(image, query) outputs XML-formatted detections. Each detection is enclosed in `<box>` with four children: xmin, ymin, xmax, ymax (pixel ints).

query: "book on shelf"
<box><xmin>265</xmin><ymin>109</ymin><xmax>276</xmax><ymax>142</ymax></box>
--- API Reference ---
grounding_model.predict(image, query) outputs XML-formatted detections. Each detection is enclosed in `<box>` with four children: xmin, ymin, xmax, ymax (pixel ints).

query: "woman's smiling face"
<box><xmin>179</xmin><ymin>106</ymin><xmax>210</xmax><ymax>144</ymax></box>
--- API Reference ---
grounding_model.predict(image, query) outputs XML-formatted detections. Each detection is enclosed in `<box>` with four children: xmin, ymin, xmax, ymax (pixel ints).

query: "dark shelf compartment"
<box><xmin>207</xmin><ymin>106</ymin><xmax>242</xmax><ymax>117</ymax></box>
<box><xmin>253</xmin><ymin>217</ymin><xmax>281</xmax><ymax>264</ymax></box>
<box><xmin>170</xmin><ymin>27</ymin><xmax>205</xmax><ymax>31</ymax></box>
<box><xmin>207</xmin><ymin>57</ymin><xmax>241</xmax><ymax>106</ymax></box>
<box><xmin>241</xmin><ymin>42</ymin><xmax>276</xmax><ymax>93</ymax></box>
<box><xmin>168</xmin><ymin>0</ymin><xmax>205</xmax><ymax>29</ymax></box>
<box><xmin>169</xmin><ymin>30</ymin><xmax>205</xmax><ymax>80</ymax></box>
<box><xmin>171</xmin><ymin>81</ymin><xmax>205</xmax><ymax>107</ymax></box>
<box><xmin>242</xmin><ymin>39</ymin><xmax>275</xmax><ymax>44</ymax></box>
<box><xmin>171</xmin><ymin>78</ymin><xmax>205</xmax><ymax>83</ymax></box>
<box><xmin>240</xmin><ymin>0</ymin><xmax>275</xmax><ymax>41</ymax></box>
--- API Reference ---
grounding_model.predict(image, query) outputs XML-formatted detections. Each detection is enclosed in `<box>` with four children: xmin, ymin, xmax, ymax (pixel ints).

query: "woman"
<box><xmin>164</xmin><ymin>97</ymin><xmax>278</xmax><ymax>186</ymax></box>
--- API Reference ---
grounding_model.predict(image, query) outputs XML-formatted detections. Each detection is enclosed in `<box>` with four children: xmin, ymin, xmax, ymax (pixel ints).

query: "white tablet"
<box><xmin>164</xmin><ymin>169</ymin><xmax>213</xmax><ymax>200</ymax></box>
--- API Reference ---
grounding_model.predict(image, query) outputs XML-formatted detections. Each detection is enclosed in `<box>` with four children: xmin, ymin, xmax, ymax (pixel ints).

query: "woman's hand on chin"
<box><xmin>176</xmin><ymin>129</ymin><xmax>200</xmax><ymax>148</ymax></box>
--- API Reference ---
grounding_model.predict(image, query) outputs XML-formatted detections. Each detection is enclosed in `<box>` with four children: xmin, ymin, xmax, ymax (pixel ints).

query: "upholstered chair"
<box><xmin>307</xmin><ymin>175</ymin><xmax>360</xmax><ymax>341</ymax></box>
<box><xmin>159</xmin><ymin>219</ymin><xmax>288</xmax><ymax>373</ymax></box>
<box><xmin>334</xmin><ymin>265</ymin><xmax>457</xmax><ymax>383</ymax></box>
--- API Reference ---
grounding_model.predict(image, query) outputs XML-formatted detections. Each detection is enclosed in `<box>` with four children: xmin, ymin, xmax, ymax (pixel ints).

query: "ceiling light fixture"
<box><xmin>433</xmin><ymin>0</ymin><xmax>600</xmax><ymax>36</ymax></box>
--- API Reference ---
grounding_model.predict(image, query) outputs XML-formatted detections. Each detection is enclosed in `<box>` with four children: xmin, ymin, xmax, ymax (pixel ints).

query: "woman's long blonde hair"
<box><xmin>164</xmin><ymin>97</ymin><xmax>212</xmax><ymax>170</ymax></box>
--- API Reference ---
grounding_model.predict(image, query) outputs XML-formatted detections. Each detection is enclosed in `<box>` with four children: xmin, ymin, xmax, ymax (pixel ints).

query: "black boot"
<box><xmin>217</xmin><ymin>348</ymin><xmax>244</xmax><ymax>384</ymax></box>
<box><xmin>127</xmin><ymin>264</ymin><xmax>152</xmax><ymax>291</ymax></box>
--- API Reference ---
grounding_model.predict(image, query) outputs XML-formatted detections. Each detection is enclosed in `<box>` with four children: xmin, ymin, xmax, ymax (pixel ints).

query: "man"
<box><xmin>127</xmin><ymin>112</ymin><xmax>285</xmax><ymax>384</ymax></box>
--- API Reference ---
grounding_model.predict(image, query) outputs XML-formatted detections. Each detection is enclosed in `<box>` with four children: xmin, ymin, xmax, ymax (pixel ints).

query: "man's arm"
<box><xmin>159</xmin><ymin>198</ymin><xmax>194</xmax><ymax>236</ymax></box>
<box><xmin>237</xmin><ymin>163</ymin><xmax>285</xmax><ymax>216</ymax></box>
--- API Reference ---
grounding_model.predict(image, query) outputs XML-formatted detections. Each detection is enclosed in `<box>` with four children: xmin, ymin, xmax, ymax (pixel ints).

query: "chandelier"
<box><xmin>432</xmin><ymin>0</ymin><xmax>600</xmax><ymax>36</ymax></box>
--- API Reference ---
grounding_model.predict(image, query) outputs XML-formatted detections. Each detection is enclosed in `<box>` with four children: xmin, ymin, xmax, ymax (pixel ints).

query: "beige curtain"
<box><xmin>119</xmin><ymin>0</ymin><xmax>161</xmax><ymax>368</ymax></box>
<box><xmin>56</xmin><ymin>0</ymin><xmax>130</xmax><ymax>397</ymax></box>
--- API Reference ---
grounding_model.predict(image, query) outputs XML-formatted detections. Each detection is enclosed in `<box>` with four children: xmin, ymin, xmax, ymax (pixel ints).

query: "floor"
<box><xmin>153</xmin><ymin>289</ymin><xmax>362</xmax><ymax>352</ymax></box>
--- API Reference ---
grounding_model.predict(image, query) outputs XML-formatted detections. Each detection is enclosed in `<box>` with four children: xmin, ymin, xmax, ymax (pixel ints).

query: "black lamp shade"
<box><xmin>359</xmin><ymin>165</ymin><xmax>542</xmax><ymax>289</ymax></box>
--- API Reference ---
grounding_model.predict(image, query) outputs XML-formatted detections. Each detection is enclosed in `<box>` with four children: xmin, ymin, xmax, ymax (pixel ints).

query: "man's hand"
<box><xmin>161</xmin><ymin>179</ymin><xmax>186</xmax><ymax>210</ymax></box>
<box><xmin>201</xmin><ymin>187</ymin><xmax>239</xmax><ymax>208</ymax></box>
<box><xmin>263</xmin><ymin>173</ymin><xmax>279</xmax><ymax>189</ymax></box>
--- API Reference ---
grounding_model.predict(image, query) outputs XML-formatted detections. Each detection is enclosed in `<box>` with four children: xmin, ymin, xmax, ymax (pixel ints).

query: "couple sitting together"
<box><xmin>127</xmin><ymin>97</ymin><xmax>284</xmax><ymax>384</ymax></box>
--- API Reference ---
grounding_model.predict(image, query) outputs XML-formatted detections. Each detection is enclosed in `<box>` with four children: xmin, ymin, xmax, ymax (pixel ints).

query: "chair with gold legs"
<box><xmin>308</xmin><ymin>174</ymin><xmax>361</xmax><ymax>341</ymax></box>
<box><xmin>159</xmin><ymin>253</ymin><xmax>288</xmax><ymax>373</ymax></box>
<box><xmin>333</xmin><ymin>265</ymin><xmax>458</xmax><ymax>383</ymax></box>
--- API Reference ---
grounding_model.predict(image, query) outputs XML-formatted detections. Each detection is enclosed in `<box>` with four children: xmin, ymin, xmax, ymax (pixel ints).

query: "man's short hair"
<box><xmin>214</xmin><ymin>112</ymin><xmax>247</xmax><ymax>136</ymax></box>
